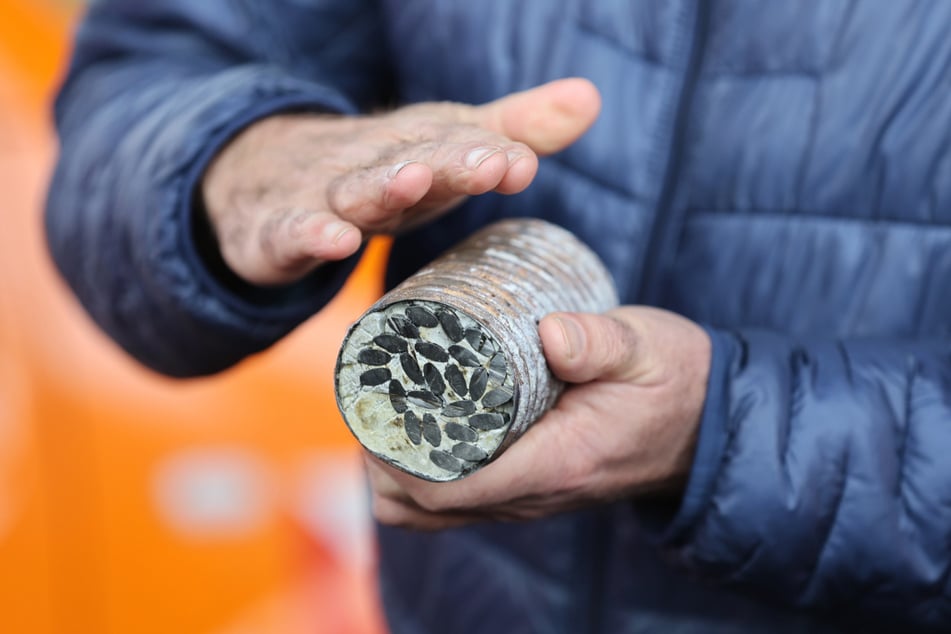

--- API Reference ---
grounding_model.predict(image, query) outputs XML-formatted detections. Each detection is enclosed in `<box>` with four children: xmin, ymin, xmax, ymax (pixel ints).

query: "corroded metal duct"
<box><xmin>335</xmin><ymin>219</ymin><xmax>618</xmax><ymax>481</ymax></box>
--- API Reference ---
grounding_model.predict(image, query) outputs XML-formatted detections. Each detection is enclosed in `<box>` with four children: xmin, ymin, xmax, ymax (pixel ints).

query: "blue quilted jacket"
<box><xmin>47</xmin><ymin>1</ymin><xmax>951</xmax><ymax>632</ymax></box>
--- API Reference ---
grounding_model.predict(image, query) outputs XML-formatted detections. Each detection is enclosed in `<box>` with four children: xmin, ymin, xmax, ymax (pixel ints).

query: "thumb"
<box><xmin>474</xmin><ymin>78</ymin><xmax>601</xmax><ymax>155</ymax></box>
<box><xmin>539</xmin><ymin>311</ymin><xmax>643</xmax><ymax>384</ymax></box>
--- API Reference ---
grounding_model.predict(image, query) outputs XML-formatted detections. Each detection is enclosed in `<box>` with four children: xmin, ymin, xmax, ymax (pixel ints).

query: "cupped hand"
<box><xmin>201</xmin><ymin>78</ymin><xmax>601</xmax><ymax>285</ymax></box>
<box><xmin>366</xmin><ymin>306</ymin><xmax>712</xmax><ymax>530</ymax></box>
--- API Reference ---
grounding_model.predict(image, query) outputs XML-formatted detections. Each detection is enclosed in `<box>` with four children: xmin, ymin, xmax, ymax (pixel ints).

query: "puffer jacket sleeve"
<box><xmin>649</xmin><ymin>328</ymin><xmax>951</xmax><ymax>628</ymax></box>
<box><xmin>46</xmin><ymin>0</ymin><xmax>392</xmax><ymax>377</ymax></box>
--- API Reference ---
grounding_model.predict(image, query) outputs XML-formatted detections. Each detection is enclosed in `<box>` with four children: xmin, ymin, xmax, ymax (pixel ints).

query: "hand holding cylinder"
<box><xmin>335</xmin><ymin>219</ymin><xmax>618</xmax><ymax>481</ymax></box>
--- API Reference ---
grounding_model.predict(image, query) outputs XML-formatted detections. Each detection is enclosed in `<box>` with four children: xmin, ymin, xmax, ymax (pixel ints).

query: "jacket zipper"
<box><xmin>571</xmin><ymin>3</ymin><xmax>711</xmax><ymax>633</ymax></box>
<box><xmin>635</xmin><ymin>0</ymin><xmax>710</xmax><ymax>306</ymax></box>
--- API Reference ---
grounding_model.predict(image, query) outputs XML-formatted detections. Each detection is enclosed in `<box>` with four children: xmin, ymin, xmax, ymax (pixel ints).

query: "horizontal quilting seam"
<box><xmin>686</xmin><ymin>208</ymin><xmax>951</xmax><ymax>232</ymax></box>
<box><xmin>547</xmin><ymin>154</ymin><xmax>652</xmax><ymax>203</ymax></box>
<box><xmin>567</xmin><ymin>44</ymin><xmax>837</xmax><ymax>85</ymax></box>
<box><xmin>700</xmin><ymin>0</ymin><xmax>855</xmax><ymax>80</ymax></box>
<box><xmin>699</xmin><ymin>67</ymin><xmax>820</xmax><ymax>81</ymax></box>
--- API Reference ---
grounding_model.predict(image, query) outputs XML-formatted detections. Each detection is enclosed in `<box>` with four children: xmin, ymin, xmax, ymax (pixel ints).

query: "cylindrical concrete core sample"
<box><xmin>335</xmin><ymin>218</ymin><xmax>619</xmax><ymax>481</ymax></box>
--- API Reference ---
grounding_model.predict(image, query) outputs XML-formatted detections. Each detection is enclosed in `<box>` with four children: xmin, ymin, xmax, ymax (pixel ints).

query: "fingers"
<box><xmin>474</xmin><ymin>77</ymin><xmax>602</xmax><ymax>156</ymax></box>
<box><xmin>332</xmin><ymin>77</ymin><xmax>594</xmax><ymax>230</ymax></box>
<box><xmin>208</xmin><ymin>79</ymin><xmax>598</xmax><ymax>287</ymax></box>
<box><xmin>364</xmin><ymin>456</ymin><xmax>483</xmax><ymax>529</ymax></box>
<box><xmin>539</xmin><ymin>311</ymin><xmax>643</xmax><ymax>384</ymax></box>
<box><xmin>371</xmin><ymin>495</ymin><xmax>476</xmax><ymax>530</ymax></box>
<box><xmin>236</xmin><ymin>119</ymin><xmax>542</xmax><ymax>285</ymax></box>
<box><xmin>367</xmin><ymin>407</ymin><xmax>594</xmax><ymax>529</ymax></box>
<box><xmin>365</xmin><ymin>410</ymin><xmax>585</xmax><ymax>523</ymax></box>
<box><xmin>410</xmin><ymin>141</ymin><xmax>537</xmax><ymax>206</ymax></box>
<box><xmin>325</xmin><ymin>160</ymin><xmax>432</xmax><ymax>230</ymax></box>
<box><xmin>325</xmin><ymin>138</ymin><xmax>537</xmax><ymax>228</ymax></box>
<box><xmin>367</xmin><ymin>305</ymin><xmax>711</xmax><ymax>529</ymax></box>
<box><xmin>235</xmin><ymin>208</ymin><xmax>362</xmax><ymax>285</ymax></box>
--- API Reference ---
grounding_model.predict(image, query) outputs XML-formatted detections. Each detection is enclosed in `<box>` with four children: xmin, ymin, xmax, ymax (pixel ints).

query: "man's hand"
<box><xmin>366</xmin><ymin>307</ymin><xmax>712</xmax><ymax>530</ymax></box>
<box><xmin>202</xmin><ymin>78</ymin><xmax>601</xmax><ymax>285</ymax></box>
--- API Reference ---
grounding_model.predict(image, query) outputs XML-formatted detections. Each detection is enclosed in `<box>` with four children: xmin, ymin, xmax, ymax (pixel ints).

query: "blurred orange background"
<box><xmin>0</xmin><ymin>1</ymin><xmax>387</xmax><ymax>632</ymax></box>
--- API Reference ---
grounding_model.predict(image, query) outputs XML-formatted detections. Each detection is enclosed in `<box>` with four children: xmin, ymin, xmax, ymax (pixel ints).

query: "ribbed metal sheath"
<box><xmin>335</xmin><ymin>218</ymin><xmax>618</xmax><ymax>481</ymax></box>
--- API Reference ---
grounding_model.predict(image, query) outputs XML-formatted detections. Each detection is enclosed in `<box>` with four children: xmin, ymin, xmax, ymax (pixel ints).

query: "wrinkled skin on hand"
<box><xmin>204</xmin><ymin>80</ymin><xmax>712</xmax><ymax>529</ymax></box>
<box><xmin>367</xmin><ymin>307</ymin><xmax>711</xmax><ymax>530</ymax></box>
<box><xmin>202</xmin><ymin>78</ymin><xmax>601</xmax><ymax>285</ymax></box>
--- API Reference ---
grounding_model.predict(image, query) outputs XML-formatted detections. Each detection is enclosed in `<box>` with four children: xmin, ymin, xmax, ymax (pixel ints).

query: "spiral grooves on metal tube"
<box><xmin>335</xmin><ymin>219</ymin><xmax>618</xmax><ymax>481</ymax></box>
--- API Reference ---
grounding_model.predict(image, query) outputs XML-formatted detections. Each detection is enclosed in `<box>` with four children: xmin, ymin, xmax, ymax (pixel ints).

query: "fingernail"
<box><xmin>386</xmin><ymin>160</ymin><xmax>415</xmax><ymax>179</ymax></box>
<box><xmin>506</xmin><ymin>149</ymin><xmax>524</xmax><ymax>165</ymax></box>
<box><xmin>465</xmin><ymin>146</ymin><xmax>500</xmax><ymax>169</ymax></box>
<box><xmin>323</xmin><ymin>220</ymin><xmax>353</xmax><ymax>245</ymax></box>
<box><xmin>555</xmin><ymin>316</ymin><xmax>584</xmax><ymax>360</ymax></box>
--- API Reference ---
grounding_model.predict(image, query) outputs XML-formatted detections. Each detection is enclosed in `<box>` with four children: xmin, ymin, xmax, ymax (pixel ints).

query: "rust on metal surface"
<box><xmin>335</xmin><ymin>219</ymin><xmax>618</xmax><ymax>481</ymax></box>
